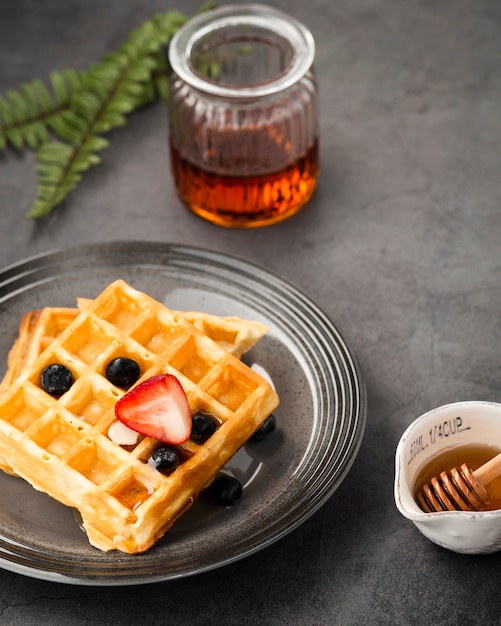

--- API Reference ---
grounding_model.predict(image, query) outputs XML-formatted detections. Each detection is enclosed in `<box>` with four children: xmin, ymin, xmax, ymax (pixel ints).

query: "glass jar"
<box><xmin>167</xmin><ymin>4</ymin><xmax>319</xmax><ymax>228</ymax></box>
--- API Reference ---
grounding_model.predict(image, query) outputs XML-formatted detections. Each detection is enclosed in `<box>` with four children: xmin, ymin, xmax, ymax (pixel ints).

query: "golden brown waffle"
<box><xmin>0</xmin><ymin>280</ymin><xmax>279</xmax><ymax>553</ymax></box>
<box><xmin>0</xmin><ymin>305</ymin><xmax>268</xmax><ymax>395</ymax></box>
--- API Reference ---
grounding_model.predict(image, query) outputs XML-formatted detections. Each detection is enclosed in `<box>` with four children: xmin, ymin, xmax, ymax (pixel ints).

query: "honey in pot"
<box><xmin>414</xmin><ymin>443</ymin><xmax>501</xmax><ymax>511</ymax></box>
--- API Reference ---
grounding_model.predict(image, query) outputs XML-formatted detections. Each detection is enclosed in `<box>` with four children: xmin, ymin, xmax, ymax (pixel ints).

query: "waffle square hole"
<box><xmin>109</xmin><ymin>470</ymin><xmax>158</xmax><ymax>511</ymax></box>
<box><xmin>68</xmin><ymin>440</ymin><xmax>121</xmax><ymax>485</ymax></box>
<box><xmin>62</xmin><ymin>378</ymin><xmax>120</xmax><ymax>425</ymax></box>
<box><xmin>168</xmin><ymin>335</ymin><xmax>218</xmax><ymax>383</ymax></box>
<box><xmin>206</xmin><ymin>363</ymin><xmax>260</xmax><ymax>411</ymax></box>
<box><xmin>93</xmin><ymin>290</ymin><xmax>148</xmax><ymax>330</ymax></box>
<box><xmin>30</xmin><ymin>413</ymin><xmax>85</xmax><ymax>458</ymax></box>
<box><xmin>60</xmin><ymin>317</ymin><xmax>117</xmax><ymax>365</ymax></box>
<box><xmin>130</xmin><ymin>315</ymin><xmax>186</xmax><ymax>356</ymax></box>
<box><xmin>0</xmin><ymin>386</ymin><xmax>50</xmax><ymax>431</ymax></box>
<box><xmin>45</xmin><ymin>308</ymin><xmax>78</xmax><ymax>338</ymax></box>
<box><xmin>197</xmin><ymin>321</ymin><xmax>239</xmax><ymax>347</ymax></box>
<box><xmin>27</xmin><ymin>350</ymin><xmax>78</xmax><ymax>391</ymax></box>
<box><xmin>98</xmin><ymin>344</ymin><xmax>155</xmax><ymax>385</ymax></box>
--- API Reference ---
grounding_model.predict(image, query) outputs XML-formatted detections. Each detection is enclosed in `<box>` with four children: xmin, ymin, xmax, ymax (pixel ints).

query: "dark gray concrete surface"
<box><xmin>0</xmin><ymin>0</ymin><xmax>500</xmax><ymax>623</ymax></box>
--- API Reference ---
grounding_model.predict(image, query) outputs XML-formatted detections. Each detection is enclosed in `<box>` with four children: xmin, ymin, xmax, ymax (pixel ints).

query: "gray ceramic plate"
<box><xmin>0</xmin><ymin>242</ymin><xmax>366</xmax><ymax>585</ymax></box>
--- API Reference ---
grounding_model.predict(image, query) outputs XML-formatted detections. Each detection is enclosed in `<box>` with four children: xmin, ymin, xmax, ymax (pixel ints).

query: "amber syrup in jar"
<box><xmin>414</xmin><ymin>443</ymin><xmax>501</xmax><ymax>511</ymax></box>
<box><xmin>168</xmin><ymin>4</ymin><xmax>319</xmax><ymax>228</ymax></box>
<box><xmin>169</xmin><ymin>139</ymin><xmax>319</xmax><ymax>228</ymax></box>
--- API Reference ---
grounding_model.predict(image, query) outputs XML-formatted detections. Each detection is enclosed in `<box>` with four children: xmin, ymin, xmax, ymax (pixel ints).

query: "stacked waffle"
<box><xmin>0</xmin><ymin>280</ymin><xmax>279</xmax><ymax>553</ymax></box>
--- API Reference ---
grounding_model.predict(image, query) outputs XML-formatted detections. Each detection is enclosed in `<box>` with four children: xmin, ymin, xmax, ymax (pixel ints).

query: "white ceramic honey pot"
<box><xmin>394</xmin><ymin>401</ymin><xmax>501</xmax><ymax>554</ymax></box>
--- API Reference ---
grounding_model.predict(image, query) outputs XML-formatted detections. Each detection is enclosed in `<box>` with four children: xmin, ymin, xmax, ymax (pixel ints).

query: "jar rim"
<box><xmin>168</xmin><ymin>4</ymin><xmax>315</xmax><ymax>99</ymax></box>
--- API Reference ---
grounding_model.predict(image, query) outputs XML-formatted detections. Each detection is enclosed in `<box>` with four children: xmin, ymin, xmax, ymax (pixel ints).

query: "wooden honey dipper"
<box><xmin>417</xmin><ymin>452</ymin><xmax>501</xmax><ymax>513</ymax></box>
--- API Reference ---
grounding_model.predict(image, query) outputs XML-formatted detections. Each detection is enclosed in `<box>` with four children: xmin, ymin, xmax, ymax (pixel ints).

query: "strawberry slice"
<box><xmin>114</xmin><ymin>373</ymin><xmax>192</xmax><ymax>444</ymax></box>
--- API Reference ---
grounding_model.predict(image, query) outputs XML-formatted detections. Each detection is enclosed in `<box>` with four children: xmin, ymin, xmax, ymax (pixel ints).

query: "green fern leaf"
<box><xmin>26</xmin><ymin>135</ymin><xmax>108</xmax><ymax>218</ymax></box>
<box><xmin>2</xmin><ymin>4</ymin><xmax>215</xmax><ymax>218</ymax></box>
<box><xmin>25</xmin><ymin>8</ymin><xmax>196</xmax><ymax>218</ymax></box>
<box><xmin>30</xmin><ymin>79</ymin><xmax>53</xmax><ymax>111</ymax></box>
<box><xmin>0</xmin><ymin>70</ymin><xmax>87</xmax><ymax>150</ymax></box>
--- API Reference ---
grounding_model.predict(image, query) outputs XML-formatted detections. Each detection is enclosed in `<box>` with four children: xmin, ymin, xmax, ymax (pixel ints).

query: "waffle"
<box><xmin>0</xmin><ymin>305</ymin><xmax>268</xmax><ymax>395</ymax></box>
<box><xmin>0</xmin><ymin>280</ymin><xmax>279</xmax><ymax>553</ymax></box>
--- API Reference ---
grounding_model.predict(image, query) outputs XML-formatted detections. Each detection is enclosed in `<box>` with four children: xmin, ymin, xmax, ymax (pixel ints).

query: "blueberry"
<box><xmin>209</xmin><ymin>475</ymin><xmax>242</xmax><ymax>506</ymax></box>
<box><xmin>250</xmin><ymin>413</ymin><xmax>277</xmax><ymax>441</ymax></box>
<box><xmin>148</xmin><ymin>446</ymin><xmax>180</xmax><ymax>472</ymax></box>
<box><xmin>105</xmin><ymin>357</ymin><xmax>140</xmax><ymax>388</ymax></box>
<box><xmin>191</xmin><ymin>413</ymin><xmax>218</xmax><ymax>442</ymax></box>
<box><xmin>40</xmin><ymin>363</ymin><xmax>74</xmax><ymax>396</ymax></box>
